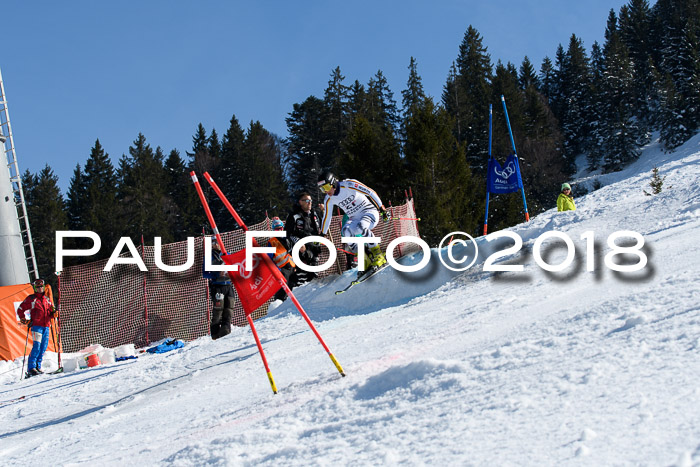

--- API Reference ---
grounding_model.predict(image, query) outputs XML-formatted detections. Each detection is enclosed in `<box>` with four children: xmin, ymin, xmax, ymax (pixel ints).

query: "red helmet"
<box><xmin>32</xmin><ymin>279</ymin><xmax>45</xmax><ymax>290</ymax></box>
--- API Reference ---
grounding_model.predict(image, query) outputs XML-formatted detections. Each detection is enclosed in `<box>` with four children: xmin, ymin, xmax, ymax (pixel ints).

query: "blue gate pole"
<box><xmin>483</xmin><ymin>104</ymin><xmax>492</xmax><ymax>235</ymax></box>
<box><xmin>500</xmin><ymin>95</ymin><xmax>530</xmax><ymax>222</ymax></box>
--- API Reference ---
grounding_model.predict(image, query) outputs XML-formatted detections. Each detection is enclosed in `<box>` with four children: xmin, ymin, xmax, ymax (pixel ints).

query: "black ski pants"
<box><xmin>209</xmin><ymin>283</ymin><xmax>235</xmax><ymax>339</ymax></box>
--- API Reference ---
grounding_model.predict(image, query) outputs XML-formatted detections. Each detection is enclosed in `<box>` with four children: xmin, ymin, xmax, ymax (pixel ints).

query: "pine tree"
<box><xmin>285</xmin><ymin>96</ymin><xmax>327</xmax><ymax>203</ymax></box>
<box><xmin>65</xmin><ymin>164</ymin><xmax>86</xmax><ymax>231</ymax></box>
<box><xmin>367</xmin><ymin>70</ymin><xmax>400</xmax><ymax>133</ymax></box>
<box><xmin>237</xmin><ymin>121</ymin><xmax>289</xmax><ymax>221</ymax></box>
<box><xmin>208</xmin><ymin>128</ymin><xmax>221</xmax><ymax>160</ymax></box>
<box><xmin>341</xmin><ymin>114</ymin><xmax>404</xmax><ymax>203</ymax></box>
<box><xmin>657</xmin><ymin>72</ymin><xmax>688</xmax><ymax>149</ymax></box>
<box><xmin>81</xmin><ymin>139</ymin><xmax>119</xmax><ymax>256</ymax></box>
<box><xmin>550</xmin><ymin>44</ymin><xmax>568</xmax><ymax>120</ymax></box>
<box><xmin>219</xmin><ymin>114</ymin><xmax>247</xmax><ymax>227</ymax></box>
<box><xmin>652</xmin><ymin>0</ymin><xmax>700</xmax><ymax>148</ymax></box>
<box><xmin>602</xmin><ymin>12</ymin><xmax>643</xmax><ymax>172</ymax></box>
<box><xmin>401</xmin><ymin>56</ymin><xmax>427</xmax><ymax>141</ymax></box>
<box><xmin>164</xmin><ymin>149</ymin><xmax>202</xmax><ymax>239</ymax></box>
<box><xmin>63</xmin><ymin>163</ymin><xmax>92</xmax><ymax>266</ymax></box>
<box><xmin>348</xmin><ymin>80</ymin><xmax>368</xmax><ymax>117</ymax></box>
<box><xmin>643</xmin><ymin>165</ymin><xmax>668</xmax><ymax>195</ymax></box>
<box><xmin>404</xmin><ymin>98</ymin><xmax>480</xmax><ymax>243</ymax></box>
<box><xmin>518</xmin><ymin>88</ymin><xmax>567</xmax><ymax>215</ymax></box>
<box><xmin>587</xmin><ymin>41</ymin><xmax>606</xmax><ymax>171</ymax></box>
<box><xmin>189</xmin><ymin>123</ymin><xmax>218</xmax><ymax>175</ymax></box>
<box><xmin>117</xmin><ymin>133</ymin><xmax>172</xmax><ymax>243</ymax></box>
<box><xmin>519</xmin><ymin>56</ymin><xmax>540</xmax><ymax>90</ymax></box>
<box><xmin>442</xmin><ymin>26</ymin><xmax>492</xmax><ymax>174</ymax></box>
<box><xmin>341</xmin><ymin>71</ymin><xmax>405</xmax><ymax>203</ymax></box>
<box><xmin>322</xmin><ymin>67</ymin><xmax>350</xmax><ymax>170</ymax></box>
<box><xmin>22</xmin><ymin>165</ymin><xmax>67</xmax><ymax>286</ymax></box>
<box><xmin>619</xmin><ymin>0</ymin><xmax>656</xmax><ymax>132</ymax></box>
<box><xmin>491</xmin><ymin>61</ymin><xmax>524</xmax><ymax>160</ymax></box>
<box><xmin>560</xmin><ymin>34</ymin><xmax>593</xmax><ymax>173</ymax></box>
<box><xmin>538</xmin><ymin>56</ymin><xmax>557</xmax><ymax>102</ymax></box>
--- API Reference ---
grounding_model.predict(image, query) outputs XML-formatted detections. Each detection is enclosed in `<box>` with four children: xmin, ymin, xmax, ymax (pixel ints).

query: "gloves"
<box><xmin>20</xmin><ymin>318</ymin><xmax>30</xmax><ymax>325</ymax></box>
<box><xmin>380</xmin><ymin>209</ymin><xmax>391</xmax><ymax>222</ymax></box>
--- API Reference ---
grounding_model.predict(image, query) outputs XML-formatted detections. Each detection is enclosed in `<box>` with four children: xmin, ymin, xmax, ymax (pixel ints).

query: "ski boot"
<box><xmin>356</xmin><ymin>249</ymin><xmax>374</xmax><ymax>280</ymax></box>
<box><xmin>368</xmin><ymin>245</ymin><xmax>387</xmax><ymax>268</ymax></box>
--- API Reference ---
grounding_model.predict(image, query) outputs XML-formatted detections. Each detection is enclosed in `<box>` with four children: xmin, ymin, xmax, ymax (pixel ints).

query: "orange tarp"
<box><xmin>0</xmin><ymin>284</ymin><xmax>60</xmax><ymax>361</ymax></box>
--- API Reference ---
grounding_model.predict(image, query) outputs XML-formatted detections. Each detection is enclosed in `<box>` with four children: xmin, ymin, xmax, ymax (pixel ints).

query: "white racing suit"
<box><xmin>320</xmin><ymin>179</ymin><xmax>382</xmax><ymax>254</ymax></box>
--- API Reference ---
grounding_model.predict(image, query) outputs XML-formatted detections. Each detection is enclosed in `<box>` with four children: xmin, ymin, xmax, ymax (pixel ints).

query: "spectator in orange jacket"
<box><xmin>268</xmin><ymin>218</ymin><xmax>300</xmax><ymax>301</ymax></box>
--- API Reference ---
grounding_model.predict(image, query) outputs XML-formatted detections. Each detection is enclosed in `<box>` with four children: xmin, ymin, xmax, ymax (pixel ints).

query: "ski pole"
<box><xmin>55</xmin><ymin>309</ymin><xmax>62</xmax><ymax>370</ymax></box>
<box><xmin>50</xmin><ymin>315</ymin><xmax>60</xmax><ymax>372</ymax></box>
<box><xmin>20</xmin><ymin>321</ymin><xmax>31</xmax><ymax>381</ymax></box>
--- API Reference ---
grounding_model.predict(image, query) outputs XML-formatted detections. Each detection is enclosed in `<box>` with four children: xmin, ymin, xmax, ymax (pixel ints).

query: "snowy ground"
<box><xmin>1</xmin><ymin>134</ymin><xmax>699</xmax><ymax>466</ymax></box>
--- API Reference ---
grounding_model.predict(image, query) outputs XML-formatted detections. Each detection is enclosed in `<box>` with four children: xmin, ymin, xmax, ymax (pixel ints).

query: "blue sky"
<box><xmin>2</xmin><ymin>0</ymin><xmax>631</xmax><ymax>193</ymax></box>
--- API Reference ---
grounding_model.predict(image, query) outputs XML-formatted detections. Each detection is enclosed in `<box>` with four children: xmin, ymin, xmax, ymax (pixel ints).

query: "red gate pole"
<box><xmin>408</xmin><ymin>188</ymin><xmax>421</xmax><ymax>238</ymax></box>
<box><xmin>388</xmin><ymin>201</ymin><xmax>402</xmax><ymax>259</ymax></box>
<box><xmin>201</xmin><ymin>229</ymin><xmax>211</xmax><ymax>327</ymax></box>
<box><xmin>191</xmin><ymin>172</ymin><xmax>279</xmax><ymax>394</ymax></box>
<box><xmin>141</xmin><ymin>235</ymin><xmax>149</xmax><ymax>345</ymax></box>
<box><xmin>334</xmin><ymin>206</ymin><xmax>344</xmax><ymax>273</ymax></box>
<box><xmin>202</xmin><ymin>172</ymin><xmax>345</xmax><ymax>378</ymax></box>
<box><xmin>54</xmin><ymin>271</ymin><xmax>63</xmax><ymax>369</ymax></box>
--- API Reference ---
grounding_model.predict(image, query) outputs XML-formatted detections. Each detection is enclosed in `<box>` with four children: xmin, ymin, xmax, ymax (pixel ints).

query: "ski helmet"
<box><xmin>32</xmin><ymin>279</ymin><xmax>45</xmax><ymax>290</ymax></box>
<box><xmin>271</xmin><ymin>218</ymin><xmax>284</xmax><ymax>231</ymax></box>
<box><xmin>317</xmin><ymin>172</ymin><xmax>337</xmax><ymax>193</ymax></box>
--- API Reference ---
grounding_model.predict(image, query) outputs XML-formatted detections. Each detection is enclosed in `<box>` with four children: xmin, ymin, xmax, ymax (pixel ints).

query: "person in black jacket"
<box><xmin>285</xmin><ymin>192</ymin><xmax>323</xmax><ymax>283</ymax></box>
<box><xmin>201</xmin><ymin>238</ymin><xmax>233</xmax><ymax>339</ymax></box>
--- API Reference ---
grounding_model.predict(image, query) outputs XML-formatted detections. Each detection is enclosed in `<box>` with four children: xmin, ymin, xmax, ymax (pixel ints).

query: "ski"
<box><xmin>0</xmin><ymin>395</ymin><xmax>26</xmax><ymax>406</ymax></box>
<box><xmin>24</xmin><ymin>367</ymin><xmax>62</xmax><ymax>379</ymax></box>
<box><xmin>335</xmin><ymin>263</ymin><xmax>388</xmax><ymax>295</ymax></box>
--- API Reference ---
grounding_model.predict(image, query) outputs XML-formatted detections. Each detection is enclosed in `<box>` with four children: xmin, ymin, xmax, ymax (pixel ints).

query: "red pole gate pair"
<box><xmin>191</xmin><ymin>171</ymin><xmax>345</xmax><ymax>394</ymax></box>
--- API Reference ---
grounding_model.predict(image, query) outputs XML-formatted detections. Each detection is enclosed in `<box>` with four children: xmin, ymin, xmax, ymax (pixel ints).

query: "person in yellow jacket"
<box><xmin>557</xmin><ymin>183</ymin><xmax>576</xmax><ymax>211</ymax></box>
<box><xmin>267</xmin><ymin>218</ymin><xmax>300</xmax><ymax>301</ymax></box>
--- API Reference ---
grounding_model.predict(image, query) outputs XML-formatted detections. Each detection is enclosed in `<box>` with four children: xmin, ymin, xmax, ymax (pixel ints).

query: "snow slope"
<box><xmin>1</xmin><ymin>134</ymin><xmax>699</xmax><ymax>466</ymax></box>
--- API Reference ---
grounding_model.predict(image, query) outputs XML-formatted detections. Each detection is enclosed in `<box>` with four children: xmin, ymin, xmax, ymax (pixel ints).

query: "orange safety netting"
<box><xmin>58</xmin><ymin>200</ymin><xmax>420</xmax><ymax>352</ymax></box>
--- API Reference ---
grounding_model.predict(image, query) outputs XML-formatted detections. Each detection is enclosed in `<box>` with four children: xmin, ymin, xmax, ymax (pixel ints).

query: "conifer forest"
<box><xmin>21</xmin><ymin>0</ymin><xmax>700</xmax><ymax>288</ymax></box>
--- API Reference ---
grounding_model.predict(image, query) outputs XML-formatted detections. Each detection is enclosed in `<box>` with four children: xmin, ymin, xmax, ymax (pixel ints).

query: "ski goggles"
<box><xmin>318</xmin><ymin>181</ymin><xmax>333</xmax><ymax>193</ymax></box>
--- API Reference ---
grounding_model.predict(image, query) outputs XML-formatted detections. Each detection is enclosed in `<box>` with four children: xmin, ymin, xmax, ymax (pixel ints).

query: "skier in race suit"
<box><xmin>317</xmin><ymin>172</ymin><xmax>390</xmax><ymax>277</ymax></box>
